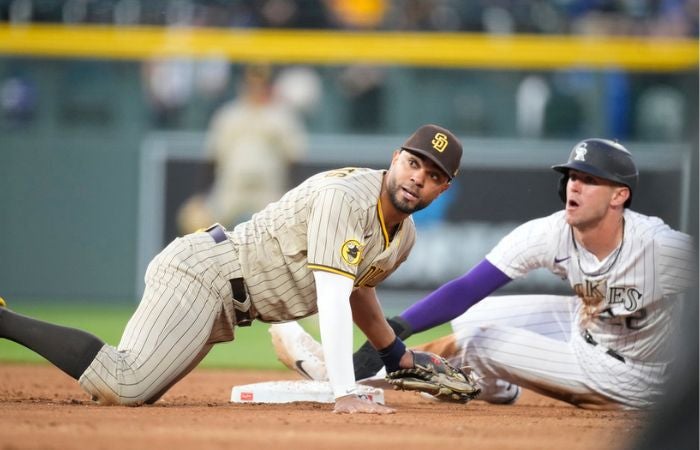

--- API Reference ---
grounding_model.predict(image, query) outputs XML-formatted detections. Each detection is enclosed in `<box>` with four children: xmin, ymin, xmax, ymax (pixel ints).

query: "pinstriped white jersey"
<box><xmin>79</xmin><ymin>167</ymin><xmax>417</xmax><ymax>405</ymax></box>
<box><xmin>229</xmin><ymin>167</ymin><xmax>416</xmax><ymax>322</ymax></box>
<box><xmin>486</xmin><ymin>209</ymin><xmax>695</xmax><ymax>369</ymax></box>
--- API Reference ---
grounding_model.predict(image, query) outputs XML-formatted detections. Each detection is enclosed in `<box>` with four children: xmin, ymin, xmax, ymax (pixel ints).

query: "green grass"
<box><xmin>0</xmin><ymin>301</ymin><xmax>452</xmax><ymax>370</ymax></box>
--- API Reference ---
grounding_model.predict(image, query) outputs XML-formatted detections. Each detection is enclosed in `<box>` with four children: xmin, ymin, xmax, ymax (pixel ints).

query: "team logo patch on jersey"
<box><xmin>340</xmin><ymin>240</ymin><xmax>363</xmax><ymax>266</ymax></box>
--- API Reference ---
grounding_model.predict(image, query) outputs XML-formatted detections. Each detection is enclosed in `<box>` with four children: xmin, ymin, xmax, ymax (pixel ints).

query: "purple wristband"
<box><xmin>400</xmin><ymin>259</ymin><xmax>511</xmax><ymax>332</ymax></box>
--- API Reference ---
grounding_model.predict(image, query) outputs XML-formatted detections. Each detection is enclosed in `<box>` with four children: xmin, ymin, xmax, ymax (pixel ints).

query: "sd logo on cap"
<box><xmin>401</xmin><ymin>124</ymin><xmax>463</xmax><ymax>180</ymax></box>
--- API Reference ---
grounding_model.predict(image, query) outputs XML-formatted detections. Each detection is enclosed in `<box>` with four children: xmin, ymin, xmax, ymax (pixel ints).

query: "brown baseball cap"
<box><xmin>401</xmin><ymin>124</ymin><xmax>463</xmax><ymax>179</ymax></box>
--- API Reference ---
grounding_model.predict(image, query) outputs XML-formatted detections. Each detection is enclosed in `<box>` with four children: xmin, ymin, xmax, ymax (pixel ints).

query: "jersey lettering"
<box><xmin>573</xmin><ymin>280</ymin><xmax>606</xmax><ymax>307</ymax></box>
<box><xmin>608</xmin><ymin>286</ymin><xmax>641</xmax><ymax>311</ymax></box>
<box><xmin>356</xmin><ymin>266</ymin><xmax>385</xmax><ymax>287</ymax></box>
<box><xmin>574</xmin><ymin>280</ymin><xmax>642</xmax><ymax>312</ymax></box>
<box><xmin>587</xmin><ymin>280</ymin><xmax>606</xmax><ymax>299</ymax></box>
<box><xmin>325</xmin><ymin>168</ymin><xmax>357</xmax><ymax>178</ymax></box>
<box><xmin>625</xmin><ymin>308</ymin><xmax>648</xmax><ymax>330</ymax></box>
<box><xmin>599</xmin><ymin>307</ymin><xmax>649</xmax><ymax>330</ymax></box>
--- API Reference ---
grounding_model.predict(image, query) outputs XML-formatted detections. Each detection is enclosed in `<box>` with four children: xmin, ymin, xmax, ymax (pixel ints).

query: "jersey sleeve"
<box><xmin>485</xmin><ymin>216</ymin><xmax>557</xmax><ymax>279</ymax></box>
<box><xmin>306</xmin><ymin>187</ymin><xmax>365</xmax><ymax>279</ymax></box>
<box><xmin>656</xmin><ymin>228</ymin><xmax>696</xmax><ymax>296</ymax></box>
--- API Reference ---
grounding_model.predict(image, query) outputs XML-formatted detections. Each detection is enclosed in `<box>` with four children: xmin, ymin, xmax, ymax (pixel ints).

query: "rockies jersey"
<box><xmin>486</xmin><ymin>209</ymin><xmax>695</xmax><ymax>368</ymax></box>
<box><xmin>229</xmin><ymin>167</ymin><xmax>416</xmax><ymax>322</ymax></box>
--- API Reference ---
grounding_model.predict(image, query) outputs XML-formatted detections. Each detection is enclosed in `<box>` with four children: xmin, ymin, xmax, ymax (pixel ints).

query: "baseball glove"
<box><xmin>385</xmin><ymin>350</ymin><xmax>481</xmax><ymax>403</ymax></box>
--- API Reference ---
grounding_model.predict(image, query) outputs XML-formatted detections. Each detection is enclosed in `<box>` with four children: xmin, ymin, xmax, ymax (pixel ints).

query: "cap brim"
<box><xmin>551</xmin><ymin>161</ymin><xmax>616</xmax><ymax>182</ymax></box>
<box><xmin>402</xmin><ymin>146</ymin><xmax>453</xmax><ymax>179</ymax></box>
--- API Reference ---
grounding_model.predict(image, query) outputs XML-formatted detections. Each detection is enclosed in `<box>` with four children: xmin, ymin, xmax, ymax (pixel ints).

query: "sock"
<box><xmin>0</xmin><ymin>308</ymin><xmax>105</xmax><ymax>380</ymax></box>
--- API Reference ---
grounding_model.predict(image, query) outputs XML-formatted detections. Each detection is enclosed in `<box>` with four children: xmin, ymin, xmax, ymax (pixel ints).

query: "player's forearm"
<box><xmin>350</xmin><ymin>287</ymin><xmax>395</xmax><ymax>350</ymax></box>
<box><xmin>313</xmin><ymin>271</ymin><xmax>357</xmax><ymax>399</ymax></box>
<box><xmin>400</xmin><ymin>259</ymin><xmax>512</xmax><ymax>332</ymax></box>
<box><xmin>349</xmin><ymin>287</ymin><xmax>414</xmax><ymax>372</ymax></box>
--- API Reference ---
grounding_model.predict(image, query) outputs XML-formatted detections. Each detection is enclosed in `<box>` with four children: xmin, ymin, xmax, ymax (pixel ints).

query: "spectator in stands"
<box><xmin>177</xmin><ymin>64</ymin><xmax>309</xmax><ymax>233</ymax></box>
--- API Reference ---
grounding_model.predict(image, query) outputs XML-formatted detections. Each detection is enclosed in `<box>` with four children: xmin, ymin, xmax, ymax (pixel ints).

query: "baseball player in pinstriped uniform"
<box><xmin>0</xmin><ymin>124</ymin><xmax>462</xmax><ymax>414</ymax></box>
<box><xmin>274</xmin><ymin>138</ymin><xmax>696</xmax><ymax>410</ymax></box>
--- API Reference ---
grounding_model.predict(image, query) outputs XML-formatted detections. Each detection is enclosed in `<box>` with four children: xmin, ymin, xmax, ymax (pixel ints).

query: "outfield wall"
<box><xmin>137</xmin><ymin>132</ymin><xmax>695</xmax><ymax>298</ymax></box>
<box><xmin>0</xmin><ymin>29</ymin><xmax>696</xmax><ymax>302</ymax></box>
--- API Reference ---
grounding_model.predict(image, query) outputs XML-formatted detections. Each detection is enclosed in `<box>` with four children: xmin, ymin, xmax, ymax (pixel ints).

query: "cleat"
<box><xmin>503</xmin><ymin>384</ymin><xmax>522</xmax><ymax>405</ymax></box>
<box><xmin>269</xmin><ymin>322</ymin><xmax>328</xmax><ymax>381</ymax></box>
<box><xmin>460</xmin><ymin>365</ymin><xmax>484</xmax><ymax>385</ymax></box>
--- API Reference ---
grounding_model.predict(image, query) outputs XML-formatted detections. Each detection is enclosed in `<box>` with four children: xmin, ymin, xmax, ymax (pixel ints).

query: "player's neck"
<box><xmin>573</xmin><ymin>213</ymin><xmax>625</xmax><ymax>260</ymax></box>
<box><xmin>382</xmin><ymin>213</ymin><xmax>405</xmax><ymax>241</ymax></box>
<box><xmin>379</xmin><ymin>189</ymin><xmax>409</xmax><ymax>234</ymax></box>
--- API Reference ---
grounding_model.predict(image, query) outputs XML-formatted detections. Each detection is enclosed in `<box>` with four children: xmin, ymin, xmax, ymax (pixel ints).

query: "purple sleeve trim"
<box><xmin>400</xmin><ymin>259</ymin><xmax>511</xmax><ymax>333</ymax></box>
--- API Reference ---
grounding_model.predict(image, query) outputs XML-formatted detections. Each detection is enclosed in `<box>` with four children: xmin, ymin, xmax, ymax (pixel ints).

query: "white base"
<box><xmin>230</xmin><ymin>380</ymin><xmax>385</xmax><ymax>404</ymax></box>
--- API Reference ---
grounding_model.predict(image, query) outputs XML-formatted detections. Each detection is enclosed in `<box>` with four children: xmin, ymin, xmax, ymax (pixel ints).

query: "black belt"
<box><xmin>230</xmin><ymin>278</ymin><xmax>254</xmax><ymax>327</ymax></box>
<box><xmin>204</xmin><ymin>224</ymin><xmax>254</xmax><ymax>327</ymax></box>
<box><xmin>583</xmin><ymin>329</ymin><xmax>625</xmax><ymax>363</ymax></box>
<box><xmin>205</xmin><ymin>223</ymin><xmax>227</xmax><ymax>244</ymax></box>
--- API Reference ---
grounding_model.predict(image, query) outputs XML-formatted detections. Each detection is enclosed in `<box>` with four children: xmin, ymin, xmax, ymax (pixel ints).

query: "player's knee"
<box><xmin>462</xmin><ymin>324</ymin><xmax>506</xmax><ymax>364</ymax></box>
<box><xmin>460</xmin><ymin>323</ymin><xmax>499</xmax><ymax>349</ymax></box>
<box><xmin>80</xmin><ymin>374</ymin><xmax>158</xmax><ymax>406</ymax></box>
<box><xmin>84</xmin><ymin>386</ymin><xmax>152</xmax><ymax>406</ymax></box>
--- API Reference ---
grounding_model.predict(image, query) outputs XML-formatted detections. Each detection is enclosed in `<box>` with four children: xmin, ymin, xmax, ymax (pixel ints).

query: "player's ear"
<box><xmin>611</xmin><ymin>186</ymin><xmax>630</xmax><ymax>207</ymax></box>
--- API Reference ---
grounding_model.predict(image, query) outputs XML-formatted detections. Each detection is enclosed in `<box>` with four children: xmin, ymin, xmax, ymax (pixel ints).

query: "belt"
<box><xmin>205</xmin><ymin>223</ymin><xmax>228</xmax><ymax>244</ymax></box>
<box><xmin>583</xmin><ymin>329</ymin><xmax>625</xmax><ymax>363</ymax></box>
<box><xmin>204</xmin><ymin>224</ymin><xmax>254</xmax><ymax>327</ymax></box>
<box><xmin>230</xmin><ymin>278</ymin><xmax>254</xmax><ymax>327</ymax></box>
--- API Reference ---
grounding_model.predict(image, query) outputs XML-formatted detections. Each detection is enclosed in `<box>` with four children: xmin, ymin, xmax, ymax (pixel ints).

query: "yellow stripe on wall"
<box><xmin>0</xmin><ymin>24</ymin><xmax>697</xmax><ymax>71</ymax></box>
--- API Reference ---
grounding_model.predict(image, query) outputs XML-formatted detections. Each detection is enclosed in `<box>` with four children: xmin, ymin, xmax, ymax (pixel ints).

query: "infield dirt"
<box><xmin>0</xmin><ymin>363</ymin><xmax>647</xmax><ymax>450</ymax></box>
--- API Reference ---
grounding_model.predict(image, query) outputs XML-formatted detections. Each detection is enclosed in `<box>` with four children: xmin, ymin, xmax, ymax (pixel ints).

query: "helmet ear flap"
<box><xmin>558</xmin><ymin>175</ymin><xmax>568</xmax><ymax>203</ymax></box>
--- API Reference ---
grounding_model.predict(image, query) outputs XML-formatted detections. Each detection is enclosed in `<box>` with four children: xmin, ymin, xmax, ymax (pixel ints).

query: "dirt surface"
<box><xmin>0</xmin><ymin>363</ymin><xmax>648</xmax><ymax>450</ymax></box>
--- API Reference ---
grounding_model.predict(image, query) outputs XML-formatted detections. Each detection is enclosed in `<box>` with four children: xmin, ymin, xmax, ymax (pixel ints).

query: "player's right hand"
<box><xmin>333</xmin><ymin>394</ymin><xmax>395</xmax><ymax>414</ymax></box>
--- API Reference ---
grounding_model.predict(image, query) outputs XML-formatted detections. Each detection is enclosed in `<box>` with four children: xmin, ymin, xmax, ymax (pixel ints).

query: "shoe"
<box><xmin>269</xmin><ymin>322</ymin><xmax>328</xmax><ymax>381</ymax></box>
<box><xmin>502</xmin><ymin>383</ymin><xmax>521</xmax><ymax>405</ymax></box>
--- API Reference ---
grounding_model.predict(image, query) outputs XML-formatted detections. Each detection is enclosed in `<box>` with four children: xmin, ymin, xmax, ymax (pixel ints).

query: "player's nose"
<box><xmin>411</xmin><ymin>168</ymin><xmax>427</xmax><ymax>187</ymax></box>
<box><xmin>568</xmin><ymin>176</ymin><xmax>582</xmax><ymax>192</ymax></box>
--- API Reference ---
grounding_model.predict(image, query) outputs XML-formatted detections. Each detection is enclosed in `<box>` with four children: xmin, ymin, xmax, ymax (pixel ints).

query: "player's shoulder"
<box><xmin>311</xmin><ymin>168</ymin><xmax>382</xmax><ymax>193</ymax></box>
<box><xmin>493</xmin><ymin>211</ymin><xmax>567</xmax><ymax>253</ymax></box>
<box><xmin>625</xmin><ymin>210</ymin><xmax>683</xmax><ymax>238</ymax></box>
<box><xmin>297</xmin><ymin>168</ymin><xmax>383</xmax><ymax>212</ymax></box>
<box><xmin>625</xmin><ymin>210</ymin><xmax>693</xmax><ymax>251</ymax></box>
<box><xmin>512</xmin><ymin>210</ymin><xmax>567</xmax><ymax>235</ymax></box>
<box><xmin>402</xmin><ymin>215</ymin><xmax>417</xmax><ymax>240</ymax></box>
<box><xmin>542</xmin><ymin>210</ymin><xmax>568</xmax><ymax>227</ymax></box>
<box><xmin>316</xmin><ymin>167</ymin><xmax>381</xmax><ymax>180</ymax></box>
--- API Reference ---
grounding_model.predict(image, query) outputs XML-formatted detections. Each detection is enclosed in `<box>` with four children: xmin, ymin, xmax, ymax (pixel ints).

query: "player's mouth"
<box><xmin>401</xmin><ymin>187</ymin><xmax>419</xmax><ymax>201</ymax></box>
<box><xmin>566</xmin><ymin>199</ymin><xmax>580</xmax><ymax>211</ymax></box>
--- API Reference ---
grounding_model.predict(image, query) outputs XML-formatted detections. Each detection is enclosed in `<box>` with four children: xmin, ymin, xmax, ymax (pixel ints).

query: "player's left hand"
<box><xmin>333</xmin><ymin>394</ymin><xmax>395</xmax><ymax>414</ymax></box>
<box><xmin>385</xmin><ymin>350</ymin><xmax>481</xmax><ymax>403</ymax></box>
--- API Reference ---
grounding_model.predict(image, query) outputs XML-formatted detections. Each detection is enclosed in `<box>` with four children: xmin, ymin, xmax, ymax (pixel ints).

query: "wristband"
<box><xmin>378</xmin><ymin>337</ymin><xmax>406</xmax><ymax>373</ymax></box>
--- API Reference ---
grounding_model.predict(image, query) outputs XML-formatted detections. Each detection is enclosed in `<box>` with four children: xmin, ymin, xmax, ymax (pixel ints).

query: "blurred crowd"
<box><xmin>0</xmin><ymin>0</ymin><xmax>696</xmax><ymax>143</ymax></box>
<box><xmin>0</xmin><ymin>0</ymin><xmax>697</xmax><ymax>37</ymax></box>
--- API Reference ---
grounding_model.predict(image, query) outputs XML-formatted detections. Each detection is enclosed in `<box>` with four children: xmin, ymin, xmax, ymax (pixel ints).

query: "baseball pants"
<box><xmin>79</xmin><ymin>232</ymin><xmax>241</xmax><ymax>405</ymax></box>
<box><xmin>450</xmin><ymin>295</ymin><xmax>633</xmax><ymax>409</ymax></box>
